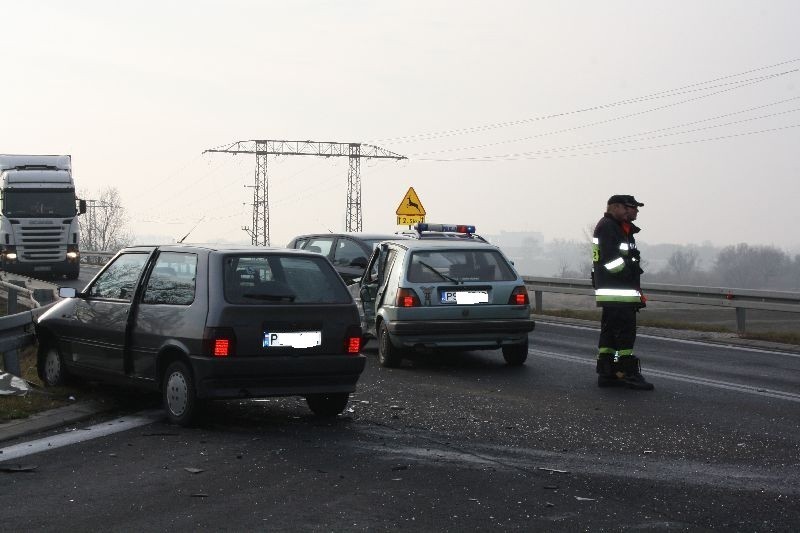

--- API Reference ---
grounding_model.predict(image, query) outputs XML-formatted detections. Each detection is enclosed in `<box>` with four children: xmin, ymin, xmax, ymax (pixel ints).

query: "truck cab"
<box><xmin>0</xmin><ymin>154</ymin><xmax>86</xmax><ymax>279</ymax></box>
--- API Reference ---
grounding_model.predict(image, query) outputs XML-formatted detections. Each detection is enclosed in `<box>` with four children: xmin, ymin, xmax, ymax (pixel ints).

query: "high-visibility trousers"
<box><xmin>598</xmin><ymin>306</ymin><xmax>637</xmax><ymax>357</ymax></box>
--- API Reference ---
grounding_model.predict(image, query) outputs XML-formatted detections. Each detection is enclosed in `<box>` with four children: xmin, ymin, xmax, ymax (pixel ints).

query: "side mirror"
<box><xmin>78</xmin><ymin>199</ymin><xmax>87</xmax><ymax>215</ymax></box>
<box><xmin>58</xmin><ymin>287</ymin><xmax>77</xmax><ymax>299</ymax></box>
<box><xmin>349</xmin><ymin>256</ymin><xmax>368</xmax><ymax>268</ymax></box>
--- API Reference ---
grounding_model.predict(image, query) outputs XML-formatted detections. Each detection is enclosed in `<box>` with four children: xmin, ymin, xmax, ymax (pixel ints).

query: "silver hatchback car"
<box><xmin>349</xmin><ymin>231</ymin><xmax>535</xmax><ymax>367</ymax></box>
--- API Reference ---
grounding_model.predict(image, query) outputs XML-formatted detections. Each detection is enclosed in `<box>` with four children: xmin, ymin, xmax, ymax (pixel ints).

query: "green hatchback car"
<box><xmin>348</xmin><ymin>228</ymin><xmax>535</xmax><ymax>367</ymax></box>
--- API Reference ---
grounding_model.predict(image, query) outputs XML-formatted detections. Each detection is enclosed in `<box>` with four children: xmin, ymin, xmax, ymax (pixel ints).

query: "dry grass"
<box><xmin>1</xmin><ymin>345</ymin><xmax>73</xmax><ymax>423</ymax></box>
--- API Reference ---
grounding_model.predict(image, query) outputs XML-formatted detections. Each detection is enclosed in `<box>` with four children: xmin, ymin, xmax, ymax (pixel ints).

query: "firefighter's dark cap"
<box><xmin>608</xmin><ymin>194</ymin><xmax>644</xmax><ymax>207</ymax></box>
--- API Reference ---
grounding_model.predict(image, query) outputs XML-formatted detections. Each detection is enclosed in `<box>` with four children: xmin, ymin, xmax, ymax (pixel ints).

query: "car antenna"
<box><xmin>178</xmin><ymin>217</ymin><xmax>205</xmax><ymax>244</ymax></box>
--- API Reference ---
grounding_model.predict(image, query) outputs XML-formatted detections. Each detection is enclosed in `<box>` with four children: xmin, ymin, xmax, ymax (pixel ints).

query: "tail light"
<box><xmin>396</xmin><ymin>288</ymin><xmax>421</xmax><ymax>307</ymax></box>
<box><xmin>344</xmin><ymin>325</ymin><xmax>363</xmax><ymax>355</ymax></box>
<box><xmin>508</xmin><ymin>286</ymin><xmax>529</xmax><ymax>305</ymax></box>
<box><xmin>203</xmin><ymin>327</ymin><xmax>237</xmax><ymax>357</ymax></box>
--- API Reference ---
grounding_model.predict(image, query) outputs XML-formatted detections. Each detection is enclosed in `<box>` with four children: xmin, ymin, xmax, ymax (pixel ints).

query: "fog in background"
<box><xmin>2</xmin><ymin>1</ymin><xmax>799</xmax><ymax>270</ymax></box>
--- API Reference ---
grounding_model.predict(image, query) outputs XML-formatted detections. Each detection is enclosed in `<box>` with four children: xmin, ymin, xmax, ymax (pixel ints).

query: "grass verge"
<box><xmin>1</xmin><ymin>345</ymin><xmax>73</xmax><ymax>423</ymax></box>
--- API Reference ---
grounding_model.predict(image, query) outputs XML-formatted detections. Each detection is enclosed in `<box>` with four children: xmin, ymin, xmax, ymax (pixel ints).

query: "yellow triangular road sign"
<box><xmin>396</xmin><ymin>187</ymin><xmax>426</xmax><ymax>216</ymax></box>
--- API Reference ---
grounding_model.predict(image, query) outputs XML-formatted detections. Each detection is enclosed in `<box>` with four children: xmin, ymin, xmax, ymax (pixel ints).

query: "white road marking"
<box><xmin>0</xmin><ymin>411</ymin><xmax>163</xmax><ymax>462</ymax></box>
<box><xmin>540</xmin><ymin>320</ymin><xmax>800</xmax><ymax>358</ymax></box>
<box><xmin>530</xmin><ymin>348</ymin><xmax>800</xmax><ymax>403</ymax></box>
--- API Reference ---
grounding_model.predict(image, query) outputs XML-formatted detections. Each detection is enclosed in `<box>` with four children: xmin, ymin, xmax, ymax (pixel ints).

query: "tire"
<box><xmin>502</xmin><ymin>338</ymin><xmax>529</xmax><ymax>366</ymax></box>
<box><xmin>306</xmin><ymin>393</ymin><xmax>350</xmax><ymax>417</ymax></box>
<box><xmin>40</xmin><ymin>343</ymin><xmax>69</xmax><ymax>386</ymax></box>
<box><xmin>378</xmin><ymin>321</ymin><xmax>402</xmax><ymax>368</ymax></box>
<box><xmin>162</xmin><ymin>361</ymin><xmax>199</xmax><ymax>426</ymax></box>
<box><xmin>66</xmin><ymin>269</ymin><xmax>80</xmax><ymax>280</ymax></box>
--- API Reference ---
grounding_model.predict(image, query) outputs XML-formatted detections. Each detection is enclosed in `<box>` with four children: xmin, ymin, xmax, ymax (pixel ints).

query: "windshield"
<box><xmin>2</xmin><ymin>189</ymin><xmax>78</xmax><ymax>217</ymax></box>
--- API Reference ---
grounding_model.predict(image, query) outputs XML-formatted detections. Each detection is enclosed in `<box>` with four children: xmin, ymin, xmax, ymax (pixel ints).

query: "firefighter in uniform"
<box><xmin>591</xmin><ymin>194</ymin><xmax>654</xmax><ymax>390</ymax></box>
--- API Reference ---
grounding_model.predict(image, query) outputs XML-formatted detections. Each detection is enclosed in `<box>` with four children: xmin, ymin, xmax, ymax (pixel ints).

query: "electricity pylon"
<box><xmin>204</xmin><ymin>140</ymin><xmax>406</xmax><ymax>246</ymax></box>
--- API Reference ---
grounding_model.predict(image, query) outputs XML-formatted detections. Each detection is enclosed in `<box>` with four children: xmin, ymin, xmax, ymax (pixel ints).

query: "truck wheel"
<box><xmin>502</xmin><ymin>338</ymin><xmax>529</xmax><ymax>366</ymax></box>
<box><xmin>378</xmin><ymin>322</ymin><xmax>402</xmax><ymax>368</ymax></box>
<box><xmin>66</xmin><ymin>268</ymin><xmax>80</xmax><ymax>280</ymax></box>
<box><xmin>39</xmin><ymin>343</ymin><xmax>69</xmax><ymax>386</ymax></box>
<box><xmin>306</xmin><ymin>393</ymin><xmax>349</xmax><ymax>417</ymax></box>
<box><xmin>162</xmin><ymin>361</ymin><xmax>199</xmax><ymax>426</ymax></box>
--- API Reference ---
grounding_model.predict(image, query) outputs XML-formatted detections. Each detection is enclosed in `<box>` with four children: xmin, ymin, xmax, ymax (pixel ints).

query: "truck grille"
<box><xmin>14</xmin><ymin>224</ymin><xmax>68</xmax><ymax>262</ymax></box>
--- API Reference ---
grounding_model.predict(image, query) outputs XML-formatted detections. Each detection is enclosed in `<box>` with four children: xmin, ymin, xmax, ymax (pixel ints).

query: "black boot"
<box><xmin>596</xmin><ymin>355</ymin><xmax>624</xmax><ymax>388</ymax></box>
<box><xmin>620</xmin><ymin>356</ymin><xmax>654</xmax><ymax>391</ymax></box>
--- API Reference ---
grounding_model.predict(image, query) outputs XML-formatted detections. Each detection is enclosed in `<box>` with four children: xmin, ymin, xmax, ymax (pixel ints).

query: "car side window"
<box><xmin>379</xmin><ymin>249</ymin><xmax>397</xmax><ymax>287</ymax></box>
<box><xmin>142</xmin><ymin>252</ymin><xmax>198</xmax><ymax>305</ymax></box>
<box><xmin>304</xmin><ymin>237</ymin><xmax>334</xmax><ymax>257</ymax></box>
<box><xmin>88</xmin><ymin>253</ymin><xmax>149</xmax><ymax>301</ymax></box>
<box><xmin>333</xmin><ymin>238</ymin><xmax>366</xmax><ymax>266</ymax></box>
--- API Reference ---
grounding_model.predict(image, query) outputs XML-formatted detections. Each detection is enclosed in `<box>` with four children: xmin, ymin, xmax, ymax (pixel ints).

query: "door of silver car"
<box><xmin>68</xmin><ymin>252</ymin><xmax>150</xmax><ymax>374</ymax></box>
<box><xmin>358</xmin><ymin>245</ymin><xmax>396</xmax><ymax>335</ymax></box>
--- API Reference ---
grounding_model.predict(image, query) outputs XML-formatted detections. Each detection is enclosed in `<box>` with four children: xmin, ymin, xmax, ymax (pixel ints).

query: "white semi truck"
<box><xmin>0</xmin><ymin>154</ymin><xmax>86</xmax><ymax>279</ymax></box>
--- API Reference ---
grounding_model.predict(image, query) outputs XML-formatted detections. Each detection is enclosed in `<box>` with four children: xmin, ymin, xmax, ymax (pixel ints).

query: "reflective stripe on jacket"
<box><xmin>591</xmin><ymin>212</ymin><xmax>644</xmax><ymax>307</ymax></box>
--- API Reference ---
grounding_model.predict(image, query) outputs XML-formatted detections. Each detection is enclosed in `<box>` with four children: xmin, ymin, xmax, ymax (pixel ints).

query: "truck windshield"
<box><xmin>1</xmin><ymin>189</ymin><xmax>77</xmax><ymax>217</ymax></box>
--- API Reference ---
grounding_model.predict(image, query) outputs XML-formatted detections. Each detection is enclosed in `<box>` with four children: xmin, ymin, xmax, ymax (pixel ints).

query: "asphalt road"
<box><xmin>1</xmin><ymin>322</ymin><xmax>798</xmax><ymax>531</ymax></box>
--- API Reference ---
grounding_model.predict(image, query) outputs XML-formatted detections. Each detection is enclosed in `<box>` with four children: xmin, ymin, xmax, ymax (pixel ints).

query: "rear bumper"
<box><xmin>387</xmin><ymin>318</ymin><xmax>535</xmax><ymax>336</ymax></box>
<box><xmin>385</xmin><ymin>318</ymin><xmax>535</xmax><ymax>349</ymax></box>
<box><xmin>190</xmin><ymin>353</ymin><xmax>366</xmax><ymax>399</ymax></box>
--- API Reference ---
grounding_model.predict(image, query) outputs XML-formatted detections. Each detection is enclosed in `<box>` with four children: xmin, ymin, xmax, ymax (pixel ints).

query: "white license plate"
<box><xmin>441</xmin><ymin>290</ymin><xmax>489</xmax><ymax>305</ymax></box>
<box><xmin>263</xmin><ymin>331</ymin><xmax>321</xmax><ymax>348</ymax></box>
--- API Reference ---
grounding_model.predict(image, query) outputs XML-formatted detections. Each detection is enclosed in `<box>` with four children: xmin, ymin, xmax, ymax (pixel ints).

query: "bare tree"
<box><xmin>667</xmin><ymin>248</ymin><xmax>699</xmax><ymax>281</ymax></box>
<box><xmin>550</xmin><ymin>238</ymin><xmax>591</xmax><ymax>278</ymax></box>
<box><xmin>79</xmin><ymin>186</ymin><xmax>133</xmax><ymax>252</ymax></box>
<box><xmin>714</xmin><ymin>243</ymin><xmax>789</xmax><ymax>289</ymax></box>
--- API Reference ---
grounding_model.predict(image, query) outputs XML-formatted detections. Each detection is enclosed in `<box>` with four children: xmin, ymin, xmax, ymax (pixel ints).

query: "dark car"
<box><xmin>36</xmin><ymin>244</ymin><xmax>366</xmax><ymax>425</ymax></box>
<box><xmin>286</xmin><ymin>232</ymin><xmax>411</xmax><ymax>284</ymax></box>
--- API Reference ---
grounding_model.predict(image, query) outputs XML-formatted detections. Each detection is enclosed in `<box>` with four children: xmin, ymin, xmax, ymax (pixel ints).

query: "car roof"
<box><xmin>119</xmin><ymin>243</ymin><xmax>322</xmax><ymax>255</ymax></box>
<box><xmin>381</xmin><ymin>238</ymin><xmax>499</xmax><ymax>251</ymax></box>
<box><xmin>291</xmin><ymin>232</ymin><xmax>411</xmax><ymax>241</ymax></box>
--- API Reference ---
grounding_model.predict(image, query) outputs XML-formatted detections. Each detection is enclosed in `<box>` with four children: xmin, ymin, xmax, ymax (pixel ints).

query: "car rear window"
<box><xmin>407</xmin><ymin>249</ymin><xmax>516</xmax><ymax>283</ymax></box>
<box><xmin>223</xmin><ymin>254</ymin><xmax>351</xmax><ymax>304</ymax></box>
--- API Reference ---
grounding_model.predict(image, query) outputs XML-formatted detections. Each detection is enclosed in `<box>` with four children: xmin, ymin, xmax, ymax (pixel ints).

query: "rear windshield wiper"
<box><xmin>417</xmin><ymin>261</ymin><xmax>461</xmax><ymax>284</ymax></box>
<box><xmin>241</xmin><ymin>293</ymin><xmax>296</xmax><ymax>302</ymax></box>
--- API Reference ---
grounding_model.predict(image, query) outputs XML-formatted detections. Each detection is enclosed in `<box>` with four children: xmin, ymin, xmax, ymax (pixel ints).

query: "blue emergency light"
<box><xmin>414</xmin><ymin>223</ymin><xmax>476</xmax><ymax>234</ymax></box>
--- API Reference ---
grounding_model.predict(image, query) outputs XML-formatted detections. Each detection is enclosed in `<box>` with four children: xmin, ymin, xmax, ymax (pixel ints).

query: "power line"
<box><xmin>371</xmin><ymin>58</ymin><xmax>800</xmax><ymax>144</ymax></box>
<box><xmin>410</xmin><ymin>70</ymin><xmax>798</xmax><ymax>158</ymax></box>
<box><xmin>424</xmin><ymin>106</ymin><xmax>800</xmax><ymax>160</ymax></box>
<box><xmin>415</xmin><ymin>123</ymin><xmax>800</xmax><ymax>162</ymax></box>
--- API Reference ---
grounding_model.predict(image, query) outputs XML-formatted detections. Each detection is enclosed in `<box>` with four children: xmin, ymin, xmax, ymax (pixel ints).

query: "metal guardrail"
<box><xmin>523</xmin><ymin>276</ymin><xmax>800</xmax><ymax>335</ymax></box>
<box><xmin>81</xmin><ymin>250</ymin><xmax>115</xmax><ymax>265</ymax></box>
<box><xmin>1</xmin><ymin>269</ymin><xmax>798</xmax><ymax>379</ymax></box>
<box><xmin>0</xmin><ymin>280</ymin><xmax>52</xmax><ymax>377</ymax></box>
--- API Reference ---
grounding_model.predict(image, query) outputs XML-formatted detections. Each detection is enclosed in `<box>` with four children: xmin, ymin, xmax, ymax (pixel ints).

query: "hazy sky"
<box><xmin>3</xmin><ymin>1</ymin><xmax>798</xmax><ymax>250</ymax></box>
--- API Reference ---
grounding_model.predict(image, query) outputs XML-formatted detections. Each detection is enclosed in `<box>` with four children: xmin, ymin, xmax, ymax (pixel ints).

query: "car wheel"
<box><xmin>162</xmin><ymin>361</ymin><xmax>199</xmax><ymax>426</ymax></box>
<box><xmin>502</xmin><ymin>338</ymin><xmax>529</xmax><ymax>366</ymax></box>
<box><xmin>40</xmin><ymin>343</ymin><xmax>68</xmax><ymax>386</ymax></box>
<box><xmin>378</xmin><ymin>322</ymin><xmax>402</xmax><ymax>368</ymax></box>
<box><xmin>306</xmin><ymin>393</ymin><xmax>350</xmax><ymax>417</ymax></box>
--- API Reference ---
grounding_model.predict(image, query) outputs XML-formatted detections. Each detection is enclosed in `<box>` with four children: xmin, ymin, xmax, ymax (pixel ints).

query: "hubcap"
<box><xmin>45</xmin><ymin>349</ymin><xmax>60</xmax><ymax>384</ymax></box>
<box><xmin>166</xmin><ymin>371</ymin><xmax>188</xmax><ymax>416</ymax></box>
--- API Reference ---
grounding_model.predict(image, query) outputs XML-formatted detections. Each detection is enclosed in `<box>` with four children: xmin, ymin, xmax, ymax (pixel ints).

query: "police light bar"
<box><xmin>414</xmin><ymin>223</ymin><xmax>476</xmax><ymax>234</ymax></box>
